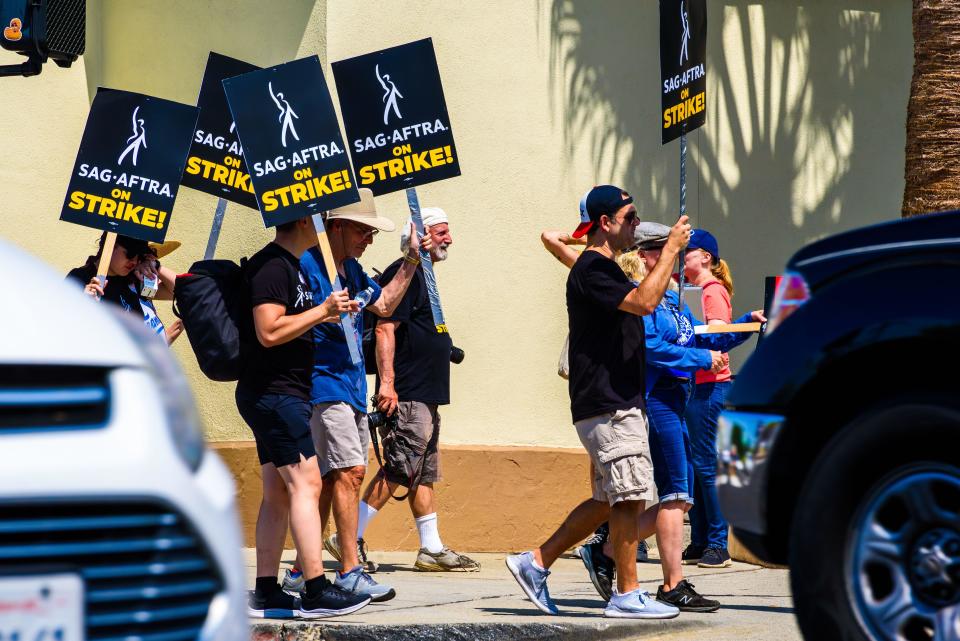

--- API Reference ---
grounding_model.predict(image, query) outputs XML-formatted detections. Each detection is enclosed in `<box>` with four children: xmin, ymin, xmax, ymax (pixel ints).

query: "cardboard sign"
<box><xmin>182</xmin><ymin>52</ymin><xmax>260</xmax><ymax>209</ymax></box>
<box><xmin>223</xmin><ymin>56</ymin><xmax>359</xmax><ymax>227</ymax></box>
<box><xmin>332</xmin><ymin>38</ymin><xmax>460</xmax><ymax>196</ymax></box>
<box><xmin>60</xmin><ymin>88</ymin><xmax>199</xmax><ymax>243</ymax></box>
<box><xmin>660</xmin><ymin>0</ymin><xmax>707</xmax><ymax>144</ymax></box>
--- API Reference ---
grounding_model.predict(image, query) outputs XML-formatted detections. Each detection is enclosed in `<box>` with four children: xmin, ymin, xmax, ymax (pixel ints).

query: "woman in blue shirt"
<box><xmin>632</xmin><ymin>224</ymin><xmax>764</xmax><ymax>611</ymax></box>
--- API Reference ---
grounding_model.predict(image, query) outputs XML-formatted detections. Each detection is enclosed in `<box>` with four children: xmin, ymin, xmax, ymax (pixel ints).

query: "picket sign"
<box><xmin>311</xmin><ymin>213</ymin><xmax>363</xmax><ymax>364</ymax></box>
<box><xmin>693</xmin><ymin>322</ymin><xmax>761</xmax><ymax>335</ymax></box>
<box><xmin>405</xmin><ymin>187</ymin><xmax>446</xmax><ymax>333</ymax></box>
<box><xmin>203</xmin><ymin>198</ymin><xmax>228</xmax><ymax>261</ymax></box>
<box><xmin>96</xmin><ymin>232</ymin><xmax>117</xmax><ymax>287</ymax></box>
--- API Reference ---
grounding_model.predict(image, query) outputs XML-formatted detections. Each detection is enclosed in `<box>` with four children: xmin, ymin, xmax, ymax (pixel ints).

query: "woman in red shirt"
<box><xmin>682</xmin><ymin>229</ymin><xmax>737</xmax><ymax>569</ymax></box>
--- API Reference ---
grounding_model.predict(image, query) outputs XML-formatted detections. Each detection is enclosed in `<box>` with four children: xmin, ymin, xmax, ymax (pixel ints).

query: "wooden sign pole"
<box><xmin>694</xmin><ymin>322</ymin><xmax>762</xmax><ymax>335</ymax></box>
<box><xmin>311</xmin><ymin>213</ymin><xmax>362</xmax><ymax>365</ymax></box>
<box><xmin>96</xmin><ymin>232</ymin><xmax>117</xmax><ymax>289</ymax></box>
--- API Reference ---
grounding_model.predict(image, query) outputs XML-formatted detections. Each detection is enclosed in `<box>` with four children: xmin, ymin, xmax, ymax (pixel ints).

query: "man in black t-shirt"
<box><xmin>506</xmin><ymin>186</ymin><xmax>691</xmax><ymax>619</ymax></box>
<box><xmin>355</xmin><ymin>208</ymin><xmax>479</xmax><ymax>572</ymax></box>
<box><xmin>235</xmin><ymin>215</ymin><xmax>371</xmax><ymax>619</ymax></box>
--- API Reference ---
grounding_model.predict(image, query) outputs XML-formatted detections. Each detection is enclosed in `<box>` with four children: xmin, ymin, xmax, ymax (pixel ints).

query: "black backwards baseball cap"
<box><xmin>572</xmin><ymin>185</ymin><xmax>634</xmax><ymax>238</ymax></box>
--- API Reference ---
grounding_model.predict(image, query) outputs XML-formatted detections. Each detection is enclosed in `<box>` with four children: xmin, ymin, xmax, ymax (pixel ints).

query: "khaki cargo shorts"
<box><xmin>574</xmin><ymin>407</ymin><xmax>654</xmax><ymax>506</ymax></box>
<box><xmin>310</xmin><ymin>402</ymin><xmax>370</xmax><ymax>477</ymax></box>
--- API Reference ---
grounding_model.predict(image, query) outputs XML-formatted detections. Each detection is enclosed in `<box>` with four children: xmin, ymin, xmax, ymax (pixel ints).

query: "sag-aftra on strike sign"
<box><xmin>660</xmin><ymin>0</ymin><xmax>706</xmax><ymax>144</ymax></box>
<box><xmin>60</xmin><ymin>88</ymin><xmax>199</xmax><ymax>242</ymax></box>
<box><xmin>332</xmin><ymin>38</ymin><xmax>460</xmax><ymax>196</ymax></box>
<box><xmin>182</xmin><ymin>52</ymin><xmax>260</xmax><ymax>209</ymax></box>
<box><xmin>223</xmin><ymin>56</ymin><xmax>359</xmax><ymax>227</ymax></box>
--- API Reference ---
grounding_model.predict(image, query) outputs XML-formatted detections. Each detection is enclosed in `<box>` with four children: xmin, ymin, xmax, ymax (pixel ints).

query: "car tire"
<box><xmin>788</xmin><ymin>402</ymin><xmax>960</xmax><ymax>641</ymax></box>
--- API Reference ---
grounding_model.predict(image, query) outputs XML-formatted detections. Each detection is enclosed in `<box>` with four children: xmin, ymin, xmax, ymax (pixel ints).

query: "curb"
<box><xmin>251</xmin><ymin>619</ymin><xmax>710</xmax><ymax>641</ymax></box>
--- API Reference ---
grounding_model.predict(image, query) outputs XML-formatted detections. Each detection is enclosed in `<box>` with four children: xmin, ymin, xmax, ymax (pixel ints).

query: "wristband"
<box><xmin>403</xmin><ymin>255</ymin><xmax>421</xmax><ymax>266</ymax></box>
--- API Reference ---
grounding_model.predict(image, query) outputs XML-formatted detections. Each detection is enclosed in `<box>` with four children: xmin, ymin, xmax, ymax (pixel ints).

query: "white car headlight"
<box><xmin>117</xmin><ymin>313</ymin><xmax>206</xmax><ymax>471</ymax></box>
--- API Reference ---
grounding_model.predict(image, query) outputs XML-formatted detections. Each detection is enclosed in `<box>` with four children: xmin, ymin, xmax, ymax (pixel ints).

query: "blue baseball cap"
<box><xmin>688</xmin><ymin>229</ymin><xmax>720</xmax><ymax>262</ymax></box>
<box><xmin>572</xmin><ymin>185</ymin><xmax>633</xmax><ymax>238</ymax></box>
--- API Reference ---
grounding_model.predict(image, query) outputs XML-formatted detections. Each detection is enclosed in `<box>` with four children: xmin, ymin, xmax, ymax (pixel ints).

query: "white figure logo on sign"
<box><xmin>269</xmin><ymin>81</ymin><xmax>300</xmax><ymax>148</ymax></box>
<box><xmin>376</xmin><ymin>64</ymin><xmax>404</xmax><ymax>125</ymax></box>
<box><xmin>117</xmin><ymin>105</ymin><xmax>147</xmax><ymax>167</ymax></box>
<box><xmin>679</xmin><ymin>1</ymin><xmax>690</xmax><ymax>65</ymax></box>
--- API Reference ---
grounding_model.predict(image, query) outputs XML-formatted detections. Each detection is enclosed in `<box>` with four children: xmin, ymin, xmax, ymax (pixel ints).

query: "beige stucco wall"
<box><xmin>0</xmin><ymin>1</ymin><xmax>910</xmax><ymax>448</ymax></box>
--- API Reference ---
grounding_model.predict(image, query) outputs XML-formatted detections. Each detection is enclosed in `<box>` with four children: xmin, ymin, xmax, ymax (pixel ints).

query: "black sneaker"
<box><xmin>698</xmin><ymin>547</ymin><xmax>732</xmax><ymax>568</ymax></box>
<box><xmin>681</xmin><ymin>544</ymin><xmax>705</xmax><ymax>565</ymax></box>
<box><xmin>299</xmin><ymin>575</ymin><xmax>372</xmax><ymax>619</ymax></box>
<box><xmin>578</xmin><ymin>541</ymin><xmax>614</xmax><ymax>601</ymax></box>
<box><xmin>656</xmin><ymin>580</ymin><xmax>721</xmax><ymax>613</ymax></box>
<box><xmin>248</xmin><ymin>584</ymin><xmax>299</xmax><ymax>618</ymax></box>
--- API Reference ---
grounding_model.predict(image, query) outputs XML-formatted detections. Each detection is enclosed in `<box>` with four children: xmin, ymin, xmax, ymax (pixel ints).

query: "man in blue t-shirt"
<box><xmin>290</xmin><ymin>188</ymin><xmax>427</xmax><ymax>602</ymax></box>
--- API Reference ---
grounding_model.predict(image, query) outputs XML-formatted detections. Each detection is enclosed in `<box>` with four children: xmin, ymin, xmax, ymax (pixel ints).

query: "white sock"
<box><xmin>357</xmin><ymin>501</ymin><xmax>378</xmax><ymax>539</ymax></box>
<box><xmin>415</xmin><ymin>512</ymin><xmax>444</xmax><ymax>553</ymax></box>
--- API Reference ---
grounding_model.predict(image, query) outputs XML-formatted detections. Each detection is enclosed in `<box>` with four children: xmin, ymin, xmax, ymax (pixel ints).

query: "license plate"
<box><xmin>0</xmin><ymin>574</ymin><xmax>84</xmax><ymax>641</ymax></box>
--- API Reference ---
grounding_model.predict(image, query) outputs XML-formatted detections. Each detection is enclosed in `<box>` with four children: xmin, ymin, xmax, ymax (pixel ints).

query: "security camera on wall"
<box><xmin>1</xmin><ymin>0</ymin><xmax>85</xmax><ymax>77</ymax></box>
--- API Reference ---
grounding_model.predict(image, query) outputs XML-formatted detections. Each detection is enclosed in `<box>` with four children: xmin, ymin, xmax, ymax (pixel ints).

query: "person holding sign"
<box><xmin>235</xmin><ymin>215</ymin><xmax>371</xmax><ymax>620</ymax></box>
<box><xmin>682</xmin><ymin>229</ymin><xmax>740</xmax><ymax>569</ymax></box>
<box><xmin>283</xmin><ymin>189</ymin><xmax>426</xmax><ymax>601</ymax></box>
<box><xmin>68</xmin><ymin>232</ymin><xmax>178</xmax><ymax>314</ymax></box>
<box><xmin>351</xmin><ymin>207</ymin><xmax>479</xmax><ymax>573</ymax></box>
<box><xmin>506</xmin><ymin>186</ymin><xmax>690</xmax><ymax>619</ymax></box>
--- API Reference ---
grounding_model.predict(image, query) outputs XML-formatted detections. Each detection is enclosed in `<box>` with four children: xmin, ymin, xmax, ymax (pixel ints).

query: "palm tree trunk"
<box><xmin>903</xmin><ymin>0</ymin><xmax>960</xmax><ymax>217</ymax></box>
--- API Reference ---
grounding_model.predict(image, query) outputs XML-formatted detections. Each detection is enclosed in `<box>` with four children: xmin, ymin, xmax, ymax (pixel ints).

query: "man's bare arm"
<box><xmin>375</xmin><ymin>320</ymin><xmax>400</xmax><ymax>416</ymax></box>
<box><xmin>618</xmin><ymin>215</ymin><xmax>691</xmax><ymax>316</ymax></box>
<box><xmin>541</xmin><ymin>230</ymin><xmax>583</xmax><ymax>269</ymax></box>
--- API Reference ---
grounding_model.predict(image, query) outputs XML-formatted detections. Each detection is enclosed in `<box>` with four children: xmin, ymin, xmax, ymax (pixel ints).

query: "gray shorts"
<box><xmin>574</xmin><ymin>407</ymin><xmax>655</xmax><ymax>506</ymax></box>
<box><xmin>378</xmin><ymin>401</ymin><xmax>441</xmax><ymax>486</ymax></box>
<box><xmin>310</xmin><ymin>402</ymin><xmax>370</xmax><ymax>477</ymax></box>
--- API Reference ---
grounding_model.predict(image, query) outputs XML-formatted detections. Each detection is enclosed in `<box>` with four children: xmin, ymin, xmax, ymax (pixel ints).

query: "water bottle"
<box><xmin>353</xmin><ymin>287</ymin><xmax>374</xmax><ymax>317</ymax></box>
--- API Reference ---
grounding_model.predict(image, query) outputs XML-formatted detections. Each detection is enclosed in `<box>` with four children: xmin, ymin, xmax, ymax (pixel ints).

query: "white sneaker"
<box><xmin>604</xmin><ymin>588</ymin><xmax>680</xmax><ymax>619</ymax></box>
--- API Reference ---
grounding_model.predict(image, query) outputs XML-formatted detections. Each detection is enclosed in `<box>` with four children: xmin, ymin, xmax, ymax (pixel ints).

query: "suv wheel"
<box><xmin>789</xmin><ymin>403</ymin><xmax>960</xmax><ymax>641</ymax></box>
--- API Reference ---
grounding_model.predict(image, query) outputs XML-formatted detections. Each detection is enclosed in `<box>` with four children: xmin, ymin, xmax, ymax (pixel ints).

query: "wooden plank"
<box><xmin>693</xmin><ymin>322</ymin><xmax>762</xmax><ymax>335</ymax></box>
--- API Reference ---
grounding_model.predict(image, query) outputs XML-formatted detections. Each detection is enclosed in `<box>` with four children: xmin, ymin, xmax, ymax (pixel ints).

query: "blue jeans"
<box><xmin>685</xmin><ymin>381</ymin><xmax>731</xmax><ymax>550</ymax></box>
<box><xmin>646</xmin><ymin>379</ymin><xmax>695</xmax><ymax>504</ymax></box>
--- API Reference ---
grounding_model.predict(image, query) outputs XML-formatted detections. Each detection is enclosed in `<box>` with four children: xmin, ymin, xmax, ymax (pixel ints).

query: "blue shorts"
<box><xmin>646</xmin><ymin>378</ymin><xmax>695</xmax><ymax>505</ymax></box>
<box><xmin>235</xmin><ymin>389</ymin><xmax>316</xmax><ymax>468</ymax></box>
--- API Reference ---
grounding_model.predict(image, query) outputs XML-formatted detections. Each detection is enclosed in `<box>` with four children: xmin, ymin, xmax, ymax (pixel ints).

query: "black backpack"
<box><xmin>173</xmin><ymin>259</ymin><xmax>249</xmax><ymax>381</ymax></box>
<box><xmin>360</xmin><ymin>271</ymin><xmax>382</xmax><ymax>376</ymax></box>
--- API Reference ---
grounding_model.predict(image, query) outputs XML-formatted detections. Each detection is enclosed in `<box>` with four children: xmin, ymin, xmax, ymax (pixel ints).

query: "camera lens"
<box><xmin>450</xmin><ymin>346</ymin><xmax>465</xmax><ymax>364</ymax></box>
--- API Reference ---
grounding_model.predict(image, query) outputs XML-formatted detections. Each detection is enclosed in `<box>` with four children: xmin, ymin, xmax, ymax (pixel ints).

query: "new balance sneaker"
<box><xmin>656</xmin><ymin>580</ymin><xmax>721</xmax><ymax>612</ymax></box>
<box><xmin>604</xmin><ymin>588</ymin><xmax>680</xmax><ymax>619</ymax></box>
<box><xmin>333</xmin><ymin>566</ymin><xmax>396</xmax><ymax>603</ymax></box>
<box><xmin>298</xmin><ymin>575</ymin><xmax>371</xmax><ymax>619</ymax></box>
<box><xmin>414</xmin><ymin>547</ymin><xmax>481</xmax><ymax>572</ymax></box>
<box><xmin>505</xmin><ymin>552</ymin><xmax>559</xmax><ymax>615</ymax></box>
<box><xmin>578</xmin><ymin>541</ymin><xmax>614</xmax><ymax>601</ymax></box>
<box><xmin>324</xmin><ymin>533</ymin><xmax>379</xmax><ymax>573</ymax></box>
<box><xmin>681</xmin><ymin>544</ymin><xmax>705</xmax><ymax>565</ymax></box>
<box><xmin>698</xmin><ymin>547</ymin><xmax>732</xmax><ymax>568</ymax></box>
<box><xmin>636</xmin><ymin>540</ymin><xmax>649</xmax><ymax>562</ymax></box>
<box><xmin>281</xmin><ymin>568</ymin><xmax>304</xmax><ymax>595</ymax></box>
<box><xmin>248</xmin><ymin>583</ymin><xmax>299</xmax><ymax>619</ymax></box>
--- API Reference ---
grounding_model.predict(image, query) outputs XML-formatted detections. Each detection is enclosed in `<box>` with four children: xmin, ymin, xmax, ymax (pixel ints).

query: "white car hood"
<box><xmin>0</xmin><ymin>239</ymin><xmax>146</xmax><ymax>368</ymax></box>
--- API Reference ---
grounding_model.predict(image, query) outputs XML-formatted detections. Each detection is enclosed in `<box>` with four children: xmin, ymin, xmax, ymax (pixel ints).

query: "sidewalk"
<box><xmin>246</xmin><ymin>548</ymin><xmax>802</xmax><ymax>640</ymax></box>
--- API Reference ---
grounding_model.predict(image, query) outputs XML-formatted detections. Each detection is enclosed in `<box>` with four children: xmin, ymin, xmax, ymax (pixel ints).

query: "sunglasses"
<box><xmin>346</xmin><ymin>221</ymin><xmax>379</xmax><ymax>239</ymax></box>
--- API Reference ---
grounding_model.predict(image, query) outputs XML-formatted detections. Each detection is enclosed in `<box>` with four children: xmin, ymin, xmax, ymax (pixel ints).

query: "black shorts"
<box><xmin>235</xmin><ymin>389</ymin><xmax>316</xmax><ymax>467</ymax></box>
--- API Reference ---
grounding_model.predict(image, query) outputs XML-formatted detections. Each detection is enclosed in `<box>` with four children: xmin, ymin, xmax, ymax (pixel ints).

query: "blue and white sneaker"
<box><xmin>505</xmin><ymin>552</ymin><xmax>559</xmax><ymax>615</ymax></box>
<box><xmin>333</xmin><ymin>566</ymin><xmax>396</xmax><ymax>603</ymax></box>
<box><xmin>282</xmin><ymin>568</ymin><xmax>304</xmax><ymax>595</ymax></box>
<box><xmin>604</xmin><ymin>588</ymin><xmax>680</xmax><ymax>619</ymax></box>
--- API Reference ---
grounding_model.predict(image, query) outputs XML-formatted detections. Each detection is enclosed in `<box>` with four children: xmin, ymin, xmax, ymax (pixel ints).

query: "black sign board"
<box><xmin>182</xmin><ymin>52</ymin><xmax>260</xmax><ymax>209</ymax></box>
<box><xmin>332</xmin><ymin>38</ymin><xmax>460</xmax><ymax>196</ymax></box>
<box><xmin>60</xmin><ymin>88</ymin><xmax>199</xmax><ymax>243</ymax></box>
<box><xmin>223</xmin><ymin>56</ymin><xmax>358</xmax><ymax>227</ymax></box>
<box><xmin>660</xmin><ymin>0</ymin><xmax>707</xmax><ymax>144</ymax></box>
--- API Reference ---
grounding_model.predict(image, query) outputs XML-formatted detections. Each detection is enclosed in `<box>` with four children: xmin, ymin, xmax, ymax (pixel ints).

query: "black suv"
<box><xmin>719</xmin><ymin>210</ymin><xmax>960</xmax><ymax>641</ymax></box>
